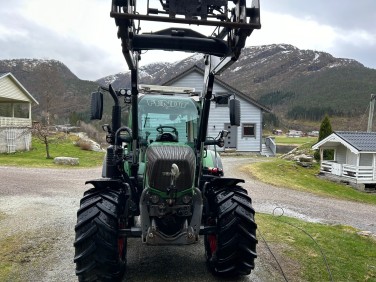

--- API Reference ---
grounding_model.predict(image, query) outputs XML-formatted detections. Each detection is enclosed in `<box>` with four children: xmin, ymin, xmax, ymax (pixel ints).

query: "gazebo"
<box><xmin>312</xmin><ymin>131</ymin><xmax>376</xmax><ymax>188</ymax></box>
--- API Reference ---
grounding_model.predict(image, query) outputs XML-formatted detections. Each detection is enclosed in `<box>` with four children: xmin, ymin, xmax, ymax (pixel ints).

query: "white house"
<box><xmin>312</xmin><ymin>131</ymin><xmax>376</xmax><ymax>188</ymax></box>
<box><xmin>163</xmin><ymin>65</ymin><xmax>273</xmax><ymax>154</ymax></box>
<box><xmin>0</xmin><ymin>72</ymin><xmax>39</xmax><ymax>153</ymax></box>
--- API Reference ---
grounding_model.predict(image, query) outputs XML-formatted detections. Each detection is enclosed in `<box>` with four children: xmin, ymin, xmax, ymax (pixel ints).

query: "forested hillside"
<box><xmin>2</xmin><ymin>44</ymin><xmax>376</xmax><ymax>131</ymax></box>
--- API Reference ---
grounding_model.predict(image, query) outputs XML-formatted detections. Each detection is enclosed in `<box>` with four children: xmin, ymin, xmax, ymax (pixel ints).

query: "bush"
<box><xmin>78</xmin><ymin>121</ymin><xmax>105</xmax><ymax>144</ymax></box>
<box><xmin>75</xmin><ymin>139</ymin><xmax>92</xmax><ymax>151</ymax></box>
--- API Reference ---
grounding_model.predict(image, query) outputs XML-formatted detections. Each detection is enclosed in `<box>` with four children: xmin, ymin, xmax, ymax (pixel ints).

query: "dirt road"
<box><xmin>0</xmin><ymin>158</ymin><xmax>375</xmax><ymax>281</ymax></box>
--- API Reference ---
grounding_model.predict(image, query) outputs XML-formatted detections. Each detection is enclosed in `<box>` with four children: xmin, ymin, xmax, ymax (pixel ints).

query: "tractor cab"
<box><xmin>138</xmin><ymin>87</ymin><xmax>199</xmax><ymax>147</ymax></box>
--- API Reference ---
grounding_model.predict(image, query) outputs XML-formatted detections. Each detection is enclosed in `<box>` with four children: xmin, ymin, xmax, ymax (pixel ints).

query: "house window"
<box><xmin>215</xmin><ymin>93</ymin><xmax>230</xmax><ymax>107</ymax></box>
<box><xmin>242</xmin><ymin>123</ymin><xmax>256</xmax><ymax>137</ymax></box>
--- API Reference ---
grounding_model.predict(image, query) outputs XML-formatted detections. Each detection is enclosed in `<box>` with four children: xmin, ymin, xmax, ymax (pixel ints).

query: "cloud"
<box><xmin>252</xmin><ymin>3</ymin><xmax>376</xmax><ymax>69</ymax></box>
<box><xmin>262</xmin><ymin>0</ymin><xmax>376</xmax><ymax>32</ymax></box>
<box><xmin>1</xmin><ymin>0</ymin><xmax>375</xmax><ymax>80</ymax></box>
<box><xmin>0</xmin><ymin>2</ymin><xmax>129</xmax><ymax>80</ymax></box>
<box><xmin>1</xmin><ymin>14</ymin><xmax>113</xmax><ymax>79</ymax></box>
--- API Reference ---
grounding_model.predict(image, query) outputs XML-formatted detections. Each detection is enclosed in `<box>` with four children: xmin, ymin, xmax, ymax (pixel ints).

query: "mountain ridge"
<box><xmin>1</xmin><ymin>44</ymin><xmax>376</xmax><ymax>130</ymax></box>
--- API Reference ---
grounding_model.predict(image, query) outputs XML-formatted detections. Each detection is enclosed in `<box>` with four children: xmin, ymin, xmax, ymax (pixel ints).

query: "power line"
<box><xmin>257</xmin><ymin>228</ymin><xmax>289</xmax><ymax>282</ymax></box>
<box><xmin>272</xmin><ymin>207</ymin><xmax>334</xmax><ymax>282</ymax></box>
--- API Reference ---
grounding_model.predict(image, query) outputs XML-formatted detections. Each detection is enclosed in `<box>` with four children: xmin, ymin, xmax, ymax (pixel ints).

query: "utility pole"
<box><xmin>367</xmin><ymin>94</ymin><xmax>376</xmax><ymax>132</ymax></box>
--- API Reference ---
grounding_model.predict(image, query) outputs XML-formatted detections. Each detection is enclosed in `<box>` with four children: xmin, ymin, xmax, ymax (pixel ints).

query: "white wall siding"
<box><xmin>236</xmin><ymin>98</ymin><xmax>261</xmax><ymax>151</ymax></box>
<box><xmin>169</xmin><ymin>70</ymin><xmax>262</xmax><ymax>152</ymax></box>
<box><xmin>169</xmin><ymin>71</ymin><xmax>204</xmax><ymax>91</ymax></box>
<box><xmin>347</xmin><ymin>150</ymin><xmax>358</xmax><ymax>166</ymax></box>
<box><xmin>0</xmin><ymin>76</ymin><xmax>30</xmax><ymax>102</ymax></box>
<box><xmin>359</xmin><ymin>153</ymin><xmax>373</xmax><ymax>166</ymax></box>
<box><xmin>336</xmin><ymin>145</ymin><xmax>347</xmax><ymax>164</ymax></box>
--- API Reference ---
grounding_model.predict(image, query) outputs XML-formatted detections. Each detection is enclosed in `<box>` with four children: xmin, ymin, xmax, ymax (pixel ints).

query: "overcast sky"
<box><xmin>1</xmin><ymin>0</ymin><xmax>375</xmax><ymax>80</ymax></box>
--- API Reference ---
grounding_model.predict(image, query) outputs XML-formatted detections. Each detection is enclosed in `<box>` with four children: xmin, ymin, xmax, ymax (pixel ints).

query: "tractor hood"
<box><xmin>145</xmin><ymin>143</ymin><xmax>196</xmax><ymax>193</ymax></box>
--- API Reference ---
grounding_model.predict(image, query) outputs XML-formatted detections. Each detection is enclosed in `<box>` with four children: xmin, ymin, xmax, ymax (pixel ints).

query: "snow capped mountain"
<box><xmin>96</xmin><ymin>44</ymin><xmax>364</xmax><ymax>92</ymax></box>
<box><xmin>1</xmin><ymin>44</ymin><xmax>374</xmax><ymax>129</ymax></box>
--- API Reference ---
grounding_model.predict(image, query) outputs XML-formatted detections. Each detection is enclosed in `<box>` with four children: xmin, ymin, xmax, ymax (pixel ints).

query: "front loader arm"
<box><xmin>111</xmin><ymin>0</ymin><xmax>261</xmax><ymax>72</ymax></box>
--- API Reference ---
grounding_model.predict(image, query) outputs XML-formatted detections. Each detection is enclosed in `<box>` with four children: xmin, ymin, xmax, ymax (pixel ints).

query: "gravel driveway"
<box><xmin>0</xmin><ymin>157</ymin><xmax>375</xmax><ymax>281</ymax></box>
<box><xmin>222</xmin><ymin>157</ymin><xmax>376</xmax><ymax>235</ymax></box>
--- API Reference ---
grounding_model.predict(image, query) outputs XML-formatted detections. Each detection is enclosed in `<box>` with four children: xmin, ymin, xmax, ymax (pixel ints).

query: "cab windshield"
<box><xmin>138</xmin><ymin>95</ymin><xmax>199</xmax><ymax>145</ymax></box>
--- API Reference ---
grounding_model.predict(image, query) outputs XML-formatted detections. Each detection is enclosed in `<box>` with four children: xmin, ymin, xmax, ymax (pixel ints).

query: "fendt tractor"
<box><xmin>74</xmin><ymin>1</ymin><xmax>261</xmax><ymax>281</ymax></box>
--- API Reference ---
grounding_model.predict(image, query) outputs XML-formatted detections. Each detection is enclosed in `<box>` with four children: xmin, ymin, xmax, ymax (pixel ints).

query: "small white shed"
<box><xmin>312</xmin><ymin>131</ymin><xmax>376</xmax><ymax>186</ymax></box>
<box><xmin>0</xmin><ymin>72</ymin><xmax>39</xmax><ymax>153</ymax></box>
<box><xmin>163</xmin><ymin>65</ymin><xmax>272</xmax><ymax>154</ymax></box>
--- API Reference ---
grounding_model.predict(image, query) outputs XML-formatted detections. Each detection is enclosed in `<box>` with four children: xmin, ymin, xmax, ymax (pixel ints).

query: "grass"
<box><xmin>242</xmin><ymin>158</ymin><xmax>376</xmax><ymax>205</ymax></box>
<box><xmin>257</xmin><ymin>213</ymin><xmax>376</xmax><ymax>281</ymax></box>
<box><xmin>0</xmin><ymin>135</ymin><xmax>105</xmax><ymax>168</ymax></box>
<box><xmin>273</xmin><ymin>136</ymin><xmax>318</xmax><ymax>145</ymax></box>
<box><xmin>0</xmin><ymin>230</ymin><xmax>57</xmax><ymax>281</ymax></box>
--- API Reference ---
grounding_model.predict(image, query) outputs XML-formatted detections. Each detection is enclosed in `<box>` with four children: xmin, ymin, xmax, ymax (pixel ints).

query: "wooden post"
<box><xmin>320</xmin><ymin>148</ymin><xmax>323</xmax><ymax>164</ymax></box>
<box><xmin>367</xmin><ymin>94</ymin><xmax>375</xmax><ymax>132</ymax></box>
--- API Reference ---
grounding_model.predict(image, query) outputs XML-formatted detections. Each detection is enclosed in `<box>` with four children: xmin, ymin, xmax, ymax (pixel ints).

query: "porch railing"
<box><xmin>321</xmin><ymin>161</ymin><xmax>375</xmax><ymax>181</ymax></box>
<box><xmin>265</xmin><ymin>137</ymin><xmax>276</xmax><ymax>156</ymax></box>
<box><xmin>0</xmin><ymin>117</ymin><xmax>31</xmax><ymax>127</ymax></box>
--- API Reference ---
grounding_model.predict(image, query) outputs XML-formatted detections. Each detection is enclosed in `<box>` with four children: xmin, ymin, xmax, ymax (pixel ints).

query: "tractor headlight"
<box><xmin>182</xmin><ymin>195</ymin><xmax>192</xmax><ymax>204</ymax></box>
<box><xmin>150</xmin><ymin>194</ymin><xmax>160</xmax><ymax>204</ymax></box>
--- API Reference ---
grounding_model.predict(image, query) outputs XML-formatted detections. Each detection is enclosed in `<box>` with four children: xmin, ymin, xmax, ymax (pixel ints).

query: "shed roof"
<box><xmin>312</xmin><ymin>131</ymin><xmax>376</xmax><ymax>153</ymax></box>
<box><xmin>163</xmin><ymin>65</ymin><xmax>271</xmax><ymax>113</ymax></box>
<box><xmin>336</xmin><ymin>131</ymin><xmax>376</xmax><ymax>151</ymax></box>
<box><xmin>0</xmin><ymin>72</ymin><xmax>39</xmax><ymax>104</ymax></box>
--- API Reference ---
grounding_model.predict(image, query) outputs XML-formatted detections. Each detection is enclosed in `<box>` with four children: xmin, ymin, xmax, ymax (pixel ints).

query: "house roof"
<box><xmin>312</xmin><ymin>131</ymin><xmax>376</xmax><ymax>153</ymax></box>
<box><xmin>163</xmin><ymin>65</ymin><xmax>271</xmax><ymax>113</ymax></box>
<box><xmin>0</xmin><ymin>72</ymin><xmax>39</xmax><ymax>105</ymax></box>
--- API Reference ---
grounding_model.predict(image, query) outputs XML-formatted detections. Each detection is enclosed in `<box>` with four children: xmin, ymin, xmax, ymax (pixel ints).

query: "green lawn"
<box><xmin>243</xmin><ymin>158</ymin><xmax>376</xmax><ymax>205</ymax></box>
<box><xmin>257</xmin><ymin>213</ymin><xmax>376</xmax><ymax>281</ymax></box>
<box><xmin>273</xmin><ymin>136</ymin><xmax>318</xmax><ymax>145</ymax></box>
<box><xmin>0</xmin><ymin>136</ymin><xmax>104</xmax><ymax>168</ymax></box>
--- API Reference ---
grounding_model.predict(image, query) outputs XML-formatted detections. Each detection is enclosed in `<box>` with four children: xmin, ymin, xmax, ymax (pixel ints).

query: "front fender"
<box><xmin>202</xmin><ymin>149</ymin><xmax>224</xmax><ymax>176</ymax></box>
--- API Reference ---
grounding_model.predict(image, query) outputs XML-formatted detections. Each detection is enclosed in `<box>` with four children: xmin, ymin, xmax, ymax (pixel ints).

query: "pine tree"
<box><xmin>314</xmin><ymin>115</ymin><xmax>333</xmax><ymax>161</ymax></box>
<box><xmin>318</xmin><ymin>115</ymin><xmax>333</xmax><ymax>141</ymax></box>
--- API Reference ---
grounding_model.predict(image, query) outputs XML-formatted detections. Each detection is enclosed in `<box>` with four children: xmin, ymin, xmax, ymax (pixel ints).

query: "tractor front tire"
<box><xmin>205</xmin><ymin>186</ymin><xmax>257</xmax><ymax>276</ymax></box>
<box><xmin>74</xmin><ymin>187</ymin><xmax>127</xmax><ymax>282</ymax></box>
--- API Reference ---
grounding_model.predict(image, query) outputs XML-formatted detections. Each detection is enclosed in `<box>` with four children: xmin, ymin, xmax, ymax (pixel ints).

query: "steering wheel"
<box><xmin>156</xmin><ymin>125</ymin><xmax>178</xmax><ymax>135</ymax></box>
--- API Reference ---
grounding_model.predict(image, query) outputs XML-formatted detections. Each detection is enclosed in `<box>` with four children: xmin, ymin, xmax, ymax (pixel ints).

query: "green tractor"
<box><xmin>74</xmin><ymin>0</ymin><xmax>261</xmax><ymax>281</ymax></box>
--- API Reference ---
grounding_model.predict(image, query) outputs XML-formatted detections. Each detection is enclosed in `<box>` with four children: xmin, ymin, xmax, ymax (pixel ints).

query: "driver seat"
<box><xmin>155</xmin><ymin>132</ymin><xmax>178</xmax><ymax>142</ymax></box>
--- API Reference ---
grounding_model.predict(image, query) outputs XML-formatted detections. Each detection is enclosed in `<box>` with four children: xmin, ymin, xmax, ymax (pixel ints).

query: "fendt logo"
<box><xmin>146</xmin><ymin>99</ymin><xmax>189</xmax><ymax>109</ymax></box>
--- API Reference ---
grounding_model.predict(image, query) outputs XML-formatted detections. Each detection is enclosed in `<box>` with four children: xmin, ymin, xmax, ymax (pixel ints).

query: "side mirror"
<box><xmin>90</xmin><ymin>91</ymin><xmax>103</xmax><ymax>120</ymax></box>
<box><xmin>229</xmin><ymin>98</ymin><xmax>240</xmax><ymax>126</ymax></box>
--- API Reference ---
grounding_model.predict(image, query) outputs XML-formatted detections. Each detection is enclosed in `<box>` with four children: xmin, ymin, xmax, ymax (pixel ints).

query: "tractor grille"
<box><xmin>146</xmin><ymin>145</ymin><xmax>196</xmax><ymax>192</ymax></box>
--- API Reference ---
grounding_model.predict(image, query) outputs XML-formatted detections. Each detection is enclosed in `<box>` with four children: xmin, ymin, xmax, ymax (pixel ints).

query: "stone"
<box><xmin>357</xmin><ymin>231</ymin><xmax>372</xmax><ymax>237</ymax></box>
<box><xmin>54</xmin><ymin>157</ymin><xmax>79</xmax><ymax>166</ymax></box>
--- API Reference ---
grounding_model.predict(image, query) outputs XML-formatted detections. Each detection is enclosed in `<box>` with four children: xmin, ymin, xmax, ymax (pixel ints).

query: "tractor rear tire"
<box><xmin>205</xmin><ymin>186</ymin><xmax>257</xmax><ymax>276</ymax></box>
<box><xmin>74</xmin><ymin>187</ymin><xmax>127</xmax><ymax>282</ymax></box>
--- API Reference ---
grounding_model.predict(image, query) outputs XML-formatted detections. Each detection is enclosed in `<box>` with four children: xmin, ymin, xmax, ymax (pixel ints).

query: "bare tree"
<box><xmin>31</xmin><ymin>121</ymin><xmax>62</xmax><ymax>159</ymax></box>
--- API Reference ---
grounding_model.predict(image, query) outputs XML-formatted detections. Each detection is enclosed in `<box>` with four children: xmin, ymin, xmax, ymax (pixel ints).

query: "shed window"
<box><xmin>242</xmin><ymin>123</ymin><xmax>256</xmax><ymax>137</ymax></box>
